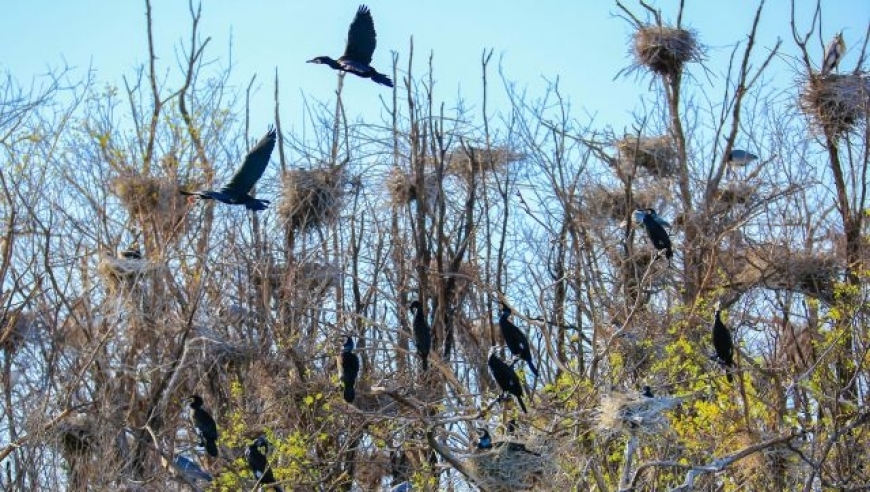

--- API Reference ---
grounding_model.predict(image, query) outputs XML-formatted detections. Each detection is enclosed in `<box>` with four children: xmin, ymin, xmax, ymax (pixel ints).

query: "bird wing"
<box><xmin>221</xmin><ymin>127</ymin><xmax>277</xmax><ymax>197</ymax></box>
<box><xmin>342</xmin><ymin>5</ymin><xmax>377</xmax><ymax>66</ymax></box>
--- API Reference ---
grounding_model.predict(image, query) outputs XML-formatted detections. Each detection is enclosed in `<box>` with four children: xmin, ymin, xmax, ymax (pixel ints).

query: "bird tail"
<box><xmin>343</xmin><ymin>385</ymin><xmax>355</xmax><ymax>403</ymax></box>
<box><xmin>372</xmin><ymin>71</ymin><xmax>394</xmax><ymax>87</ymax></box>
<box><xmin>245</xmin><ymin>199</ymin><xmax>270</xmax><ymax>211</ymax></box>
<box><xmin>205</xmin><ymin>440</ymin><xmax>218</xmax><ymax>457</ymax></box>
<box><xmin>420</xmin><ymin>352</ymin><xmax>429</xmax><ymax>371</ymax></box>
<box><xmin>273</xmin><ymin>486</ymin><xmax>284</xmax><ymax>492</ymax></box>
<box><xmin>517</xmin><ymin>396</ymin><xmax>528</xmax><ymax>413</ymax></box>
<box><xmin>527</xmin><ymin>359</ymin><xmax>539</xmax><ymax>378</ymax></box>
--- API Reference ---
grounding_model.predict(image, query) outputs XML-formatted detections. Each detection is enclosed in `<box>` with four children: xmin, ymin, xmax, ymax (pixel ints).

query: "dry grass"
<box><xmin>616</xmin><ymin>135</ymin><xmax>678</xmax><ymax>178</ymax></box>
<box><xmin>634</xmin><ymin>25</ymin><xmax>701</xmax><ymax>77</ymax></box>
<box><xmin>800</xmin><ymin>73</ymin><xmax>870</xmax><ymax>136</ymax></box>
<box><xmin>278</xmin><ymin>166</ymin><xmax>346</xmax><ymax>232</ymax></box>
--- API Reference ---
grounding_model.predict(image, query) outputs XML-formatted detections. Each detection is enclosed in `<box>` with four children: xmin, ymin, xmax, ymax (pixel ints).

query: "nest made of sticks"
<box><xmin>466</xmin><ymin>444</ymin><xmax>549</xmax><ymax>491</ymax></box>
<box><xmin>58</xmin><ymin>414</ymin><xmax>95</xmax><ymax>458</ymax></box>
<box><xmin>112</xmin><ymin>175</ymin><xmax>189</xmax><ymax>230</ymax></box>
<box><xmin>97</xmin><ymin>252</ymin><xmax>151</xmax><ymax>292</ymax></box>
<box><xmin>716</xmin><ymin>182</ymin><xmax>756</xmax><ymax>205</ymax></box>
<box><xmin>278</xmin><ymin>166</ymin><xmax>347</xmax><ymax>232</ymax></box>
<box><xmin>596</xmin><ymin>391</ymin><xmax>680</xmax><ymax>435</ymax></box>
<box><xmin>800</xmin><ymin>73</ymin><xmax>870</xmax><ymax>136</ymax></box>
<box><xmin>1</xmin><ymin>310</ymin><xmax>35</xmax><ymax>353</ymax></box>
<box><xmin>386</xmin><ymin>167</ymin><xmax>441</xmax><ymax>206</ymax></box>
<box><xmin>634</xmin><ymin>25</ymin><xmax>701</xmax><ymax>76</ymax></box>
<box><xmin>582</xmin><ymin>185</ymin><xmax>659</xmax><ymax>223</ymax></box>
<box><xmin>446</xmin><ymin>146</ymin><xmax>523</xmax><ymax>178</ymax></box>
<box><xmin>731</xmin><ymin>246</ymin><xmax>841</xmax><ymax>304</ymax></box>
<box><xmin>617</xmin><ymin>135</ymin><xmax>678</xmax><ymax>178</ymax></box>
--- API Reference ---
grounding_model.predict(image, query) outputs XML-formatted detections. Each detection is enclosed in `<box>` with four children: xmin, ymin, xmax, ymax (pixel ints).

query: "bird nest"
<box><xmin>799</xmin><ymin>73</ymin><xmax>870</xmax><ymax>136</ymax></box>
<box><xmin>445</xmin><ymin>146</ymin><xmax>523</xmax><ymax>178</ymax></box>
<box><xmin>96</xmin><ymin>253</ymin><xmax>151</xmax><ymax>292</ymax></box>
<box><xmin>1</xmin><ymin>310</ymin><xmax>35</xmax><ymax>353</ymax></box>
<box><xmin>731</xmin><ymin>247</ymin><xmax>841</xmax><ymax>304</ymax></box>
<box><xmin>58</xmin><ymin>414</ymin><xmax>95</xmax><ymax>458</ymax></box>
<box><xmin>386</xmin><ymin>167</ymin><xmax>441</xmax><ymax>206</ymax></box>
<box><xmin>715</xmin><ymin>182</ymin><xmax>755</xmax><ymax>205</ymax></box>
<box><xmin>582</xmin><ymin>185</ymin><xmax>662</xmax><ymax>222</ymax></box>
<box><xmin>616</xmin><ymin>136</ymin><xmax>678</xmax><ymax>178</ymax></box>
<box><xmin>111</xmin><ymin>175</ymin><xmax>189</xmax><ymax>232</ymax></box>
<box><xmin>466</xmin><ymin>445</ymin><xmax>549</xmax><ymax>491</ymax></box>
<box><xmin>596</xmin><ymin>391</ymin><xmax>680</xmax><ymax>435</ymax></box>
<box><xmin>278</xmin><ymin>166</ymin><xmax>346</xmax><ymax>232</ymax></box>
<box><xmin>633</xmin><ymin>25</ymin><xmax>701</xmax><ymax>77</ymax></box>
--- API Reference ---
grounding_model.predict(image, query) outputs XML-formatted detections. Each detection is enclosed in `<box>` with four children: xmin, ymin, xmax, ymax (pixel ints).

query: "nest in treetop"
<box><xmin>800</xmin><ymin>72</ymin><xmax>870</xmax><ymax>136</ymax></box>
<box><xmin>596</xmin><ymin>391</ymin><xmax>680</xmax><ymax>435</ymax></box>
<box><xmin>1</xmin><ymin>310</ymin><xmax>34</xmax><ymax>354</ymax></box>
<box><xmin>616</xmin><ymin>135</ymin><xmax>678</xmax><ymax>178</ymax></box>
<box><xmin>445</xmin><ymin>146</ymin><xmax>524</xmax><ymax>178</ymax></box>
<box><xmin>730</xmin><ymin>246</ymin><xmax>841</xmax><ymax>304</ymax></box>
<box><xmin>111</xmin><ymin>175</ymin><xmax>189</xmax><ymax>230</ymax></box>
<box><xmin>634</xmin><ymin>25</ymin><xmax>700</xmax><ymax>76</ymax></box>
<box><xmin>96</xmin><ymin>252</ymin><xmax>150</xmax><ymax>292</ymax></box>
<box><xmin>465</xmin><ymin>444</ymin><xmax>549</xmax><ymax>491</ymax></box>
<box><xmin>278</xmin><ymin>166</ymin><xmax>347</xmax><ymax>232</ymax></box>
<box><xmin>582</xmin><ymin>185</ymin><xmax>662</xmax><ymax>222</ymax></box>
<box><xmin>386</xmin><ymin>167</ymin><xmax>441</xmax><ymax>206</ymax></box>
<box><xmin>58</xmin><ymin>414</ymin><xmax>94</xmax><ymax>458</ymax></box>
<box><xmin>716</xmin><ymin>182</ymin><xmax>756</xmax><ymax>205</ymax></box>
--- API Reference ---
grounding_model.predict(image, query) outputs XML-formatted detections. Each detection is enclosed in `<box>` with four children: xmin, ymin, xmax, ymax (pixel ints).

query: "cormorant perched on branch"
<box><xmin>339</xmin><ymin>336</ymin><xmax>360</xmax><ymax>403</ymax></box>
<box><xmin>487</xmin><ymin>348</ymin><xmax>528</xmax><ymax>413</ymax></box>
<box><xmin>499</xmin><ymin>304</ymin><xmax>539</xmax><ymax>377</ymax></box>
<box><xmin>476</xmin><ymin>428</ymin><xmax>540</xmax><ymax>456</ymax></box>
<box><xmin>711</xmin><ymin>308</ymin><xmax>735</xmax><ymax>383</ymax></box>
<box><xmin>409</xmin><ymin>300</ymin><xmax>431</xmax><ymax>371</ymax></box>
<box><xmin>636</xmin><ymin>208</ymin><xmax>673</xmax><ymax>263</ymax></box>
<box><xmin>185</xmin><ymin>395</ymin><xmax>219</xmax><ymax>457</ymax></box>
<box><xmin>821</xmin><ymin>31</ymin><xmax>846</xmax><ymax>75</ymax></box>
<box><xmin>246</xmin><ymin>436</ymin><xmax>283</xmax><ymax>492</ymax></box>
<box><xmin>307</xmin><ymin>5</ymin><xmax>393</xmax><ymax>87</ymax></box>
<box><xmin>180</xmin><ymin>127</ymin><xmax>277</xmax><ymax>211</ymax></box>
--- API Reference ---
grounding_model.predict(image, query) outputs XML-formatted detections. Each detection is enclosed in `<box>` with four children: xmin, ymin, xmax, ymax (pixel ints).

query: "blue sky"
<box><xmin>1</xmin><ymin>1</ymin><xmax>866</xmax><ymax>136</ymax></box>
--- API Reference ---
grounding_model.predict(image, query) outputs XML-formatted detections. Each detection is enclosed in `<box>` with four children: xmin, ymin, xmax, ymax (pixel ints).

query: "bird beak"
<box><xmin>306</xmin><ymin>58</ymin><xmax>318</xmax><ymax>64</ymax></box>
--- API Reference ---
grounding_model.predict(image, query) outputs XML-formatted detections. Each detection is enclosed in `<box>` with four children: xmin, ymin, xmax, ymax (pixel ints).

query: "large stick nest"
<box><xmin>96</xmin><ymin>252</ymin><xmax>151</xmax><ymax>293</ymax></box>
<box><xmin>446</xmin><ymin>146</ymin><xmax>524</xmax><ymax>178</ymax></box>
<box><xmin>616</xmin><ymin>135</ymin><xmax>678</xmax><ymax>178</ymax></box>
<box><xmin>800</xmin><ymin>73</ymin><xmax>870</xmax><ymax>136</ymax></box>
<box><xmin>111</xmin><ymin>175</ymin><xmax>189</xmax><ymax>232</ymax></box>
<box><xmin>633</xmin><ymin>25</ymin><xmax>701</xmax><ymax>77</ymax></box>
<box><xmin>582</xmin><ymin>184</ymin><xmax>666</xmax><ymax>222</ymax></box>
<box><xmin>466</xmin><ymin>444</ymin><xmax>550</xmax><ymax>491</ymax></box>
<box><xmin>729</xmin><ymin>246</ymin><xmax>842</xmax><ymax>304</ymax></box>
<box><xmin>278</xmin><ymin>166</ymin><xmax>347</xmax><ymax>232</ymax></box>
<box><xmin>596</xmin><ymin>391</ymin><xmax>681</xmax><ymax>435</ymax></box>
<box><xmin>386</xmin><ymin>167</ymin><xmax>441</xmax><ymax>206</ymax></box>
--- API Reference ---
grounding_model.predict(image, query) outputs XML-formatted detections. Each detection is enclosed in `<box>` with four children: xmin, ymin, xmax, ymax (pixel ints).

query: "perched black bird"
<box><xmin>246</xmin><ymin>436</ymin><xmax>283</xmax><ymax>492</ymax></box>
<box><xmin>409</xmin><ymin>300</ymin><xmax>431</xmax><ymax>371</ymax></box>
<box><xmin>307</xmin><ymin>5</ymin><xmax>393</xmax><ymax>87</ymax></box>
<box><xmin>185</xmin><ymin>395</ymin><xmax>219</xmax><ymax>457</ymax></box>
<box><xmin>476</xmin><ymin>428</ymin><xmax>539</xmax><ymax>456</ymax></box>
<box><xmin>641</xmin><ymin>385</ymin><xmax>654</xmax><ymax>398</ymax></box>
<box><xmin>498</xmin><ymin>304</ymin><xmax>539</xmax><ymax>377</ymax></box>
<box><xmin>712</xmin><ymin>309</ymin><xmax>735</xmax><ymax>383</ymax></box>
<box><xmin>119</xmin><ymin>244</ymin><xmax>142</xmax><ymax>260</ymax></box>
<box><xmin>180</xmin><ymin>127</ymin><xmax>277</xmax><ymax>211</ymax></box>
<box><xmin>487</xmin><ymin>348</ymin><xmax>528</xmax><ymax>413</ymax></box>
<box><xmin>339</xmin><ymin>336</ymin><xmax>360</xmax><ymax>403</ymax></box>
<box><xmin>636</xmin><ymin>208</ymin><xmax>673</xmax><ymax>263</ymax></box>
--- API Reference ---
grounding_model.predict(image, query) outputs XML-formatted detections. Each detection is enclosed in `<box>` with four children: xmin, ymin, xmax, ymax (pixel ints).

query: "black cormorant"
<box><xmin>409</xmin><ymin>300</ymin><xmax>431</xmax><ymax>371</ymax></box>
<box><xmin>499</xmin><ymin>304</ymin><xmax>539</xmax><ymax>377</ymax></box>
<box><xmin>185</xmin><ymin>395</ymin><xmax>219</xmax><ymax>457</ymax></box>
<box><xmin>307</xmin><ymin>5</ymin><xmax>393</xmax><ymax>87</ymax></box>
<box><xmin>636</xmin><ymin>208</ymin><xmax>673</xmax><ymax>263</ymax></box>
<box><xmin>641</xmin><ymin>385</ymin><xmax>654</xmax><ymax>398</ymax></box>
<box><xmin>339</xmin><ymin>336</ymin><xmax>360</xmax><ymax>403</ymax></box>
<box><xmin>180</xmin><ymin>127</ymin><xmax>277</xmax><ymax>211</ymax></box>
<box><xmin>246</xmin><ymin>436</ymin><xmax>283</xmax><ymax>492</ymax></box>
<box><xmin>487</xmin><ymin>348</ymin><xmax>528</xmax><ymax>413</ymax></box>
<box><xmin>712</xmin><ymin>309</ymin><xmax>735</xmax><ymax>383</ymax></box>
<box><xmin>475</xmin><ymin>428</ymin><xmax>539</xmax><ymax>456</ymax></box>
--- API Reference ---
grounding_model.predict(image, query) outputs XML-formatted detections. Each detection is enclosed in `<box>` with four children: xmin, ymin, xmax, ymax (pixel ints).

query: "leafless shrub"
<box><xmin>799</xmin><ymin>73</ymin><xmax>870</xmax><ymax>136</ymax></box>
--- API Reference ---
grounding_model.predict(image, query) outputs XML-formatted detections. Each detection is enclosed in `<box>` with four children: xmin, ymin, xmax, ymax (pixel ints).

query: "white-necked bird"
<box><xmin>821</xmin><ymin>32</ymin><xmax>846</xmax><ymax>75</ymax></box>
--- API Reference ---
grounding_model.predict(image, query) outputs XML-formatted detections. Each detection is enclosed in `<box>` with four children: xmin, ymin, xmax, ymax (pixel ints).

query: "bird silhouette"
<box><xmin>409</xmin><ymin>300</ymin><xmax>431</xmax><ymax>371</ymax></box>
<box><xmin>821</xmin><ymin>31</ymin><xmax>846</xmax><ymax>75</ymax></box>
<box><xmin>712</xmin><ymin>308</ymin><xmax>735</xmax><ymax>383</ymax></box>
<box><xmin>339</xmin><ymin>336</ymin><xmax>360</xmax><ymax>403</ymax></box>
<box><xmin>641</xmin><ymin>385</ymin><xmax>654</xmax><ymax>398</ymax></box>
<box><xmin>498</xmin><ymin>304</ymin><xmax>539</xmax><ymax>377</ymax></box>
<box><xmin>475</xmin><ymin>427</ymin><xmax>539</xmax><ymax>456</ymax></box>
<box><xmin>307</xmin><ymin>5</ymin><xmax>393</xmax><ymax>87</ymax></box>
<box><xmin>185</xmin><ymin>395</ymin><xmax>219</xmax><ymax>457</ymax></box>
<box><xmin>636</xmin><ymin>208</ymin><xmax>673</xmax><ymax>263</ymax></box>
<box><xmin>246</xmin><ymin>436</ymin><xmax>283</xmax><ymax>492</ymax></box>
<box><xmin>487</xmin><ymin>348</ymin><xmax>528</xmax><ymax>413</ymax></box>
<box><xmin>180</xmin><ymin>127</ymin><xmax>277</xmax><ymax>211</ymax></box>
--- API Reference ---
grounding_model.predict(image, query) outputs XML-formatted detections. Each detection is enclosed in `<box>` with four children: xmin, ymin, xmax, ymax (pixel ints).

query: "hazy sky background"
<box><xmin>1</xmin><ymin>1</ymin><xmax>866</xmax><ymax>143</ymax></box>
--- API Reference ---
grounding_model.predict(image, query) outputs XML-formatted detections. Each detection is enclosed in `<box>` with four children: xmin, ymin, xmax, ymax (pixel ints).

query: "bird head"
<box><xmin>307</xmin><ymin>56</ymin><xmax>329</xmax><ymax>64</ymax></box>
<box><xmin>836</xmin><ymin>31</ymin><xmax>845</xmax><ymax>50</ymax></box>
<box><xmin>475</xmin><ymin>428</ymin><xmax>492</xmax><ymax>449</ymax></box>
<box><xmin>409</xmin><ymin>300</ymin><xmax>422</xmax><ymax>312</ymax></box>
<box><xmin>185</xmin><ymin>395</ymin><xmax>203</xmax><ymax>408</ymax></box>
<box><xmin>500</xmin><ymin>303</ymin><xmax>512</xmax><ymax>317</ymax></box>
<box><xmin>343</xmin><ymin>336</ymin><xmax>355</xmax><ymax>352</ymax></box>
<box><xmin>253</xmin><ymin>435</ymin><xmax>270</xmax><ymax>453</ymax></box>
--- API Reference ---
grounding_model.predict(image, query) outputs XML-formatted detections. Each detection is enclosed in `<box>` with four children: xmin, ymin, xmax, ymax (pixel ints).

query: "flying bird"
<box><xmin>821</xmin><ymin>31</ymin><xmax>846</xmax><ymax>75</ymax></box>
<box><xmin>246</xmin><ymin>436</ymin><xmax>283</xmax><ymax>492</ymax></box>
<box><xmin>180</xmin><ymin>127</ymin><xmax>277</xmax><ymax>211</ymax></box>
<box><xmin>409</xmin><ymin>300</ymin><xmax>431</xmax><ymax>371</ymax></box>
<box><xmin>339</xmin><ymin>336</ymin><xmax>360</xmax><ymax>403</ymax></box>
<box><xmin>488</xmin><ymin>348</ymin><xmax>528</xmax><ymax>413</ymax></box>
<box><xmin>307</xmin><ymin>5</ymin><xmax>393</xmax><ymax>87</ymax></box>
<box><xmin>711</xmin><ymin>308</ymin><xmax>735</xmax><ymax>383</ymax></box>
<box><xmin>185</xmin><ymin>395</ymin><xmax>219</xmax><ymax>457</ymax></box>
<box><xmin>636</xmin><ymin>208</ymin><xmax>673</xmax><ymax>263</ymax></box>
<box><xmin>498</xmin><ymin>304</ymin><xmax>539</xmax><ymax>377</ymax></box>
